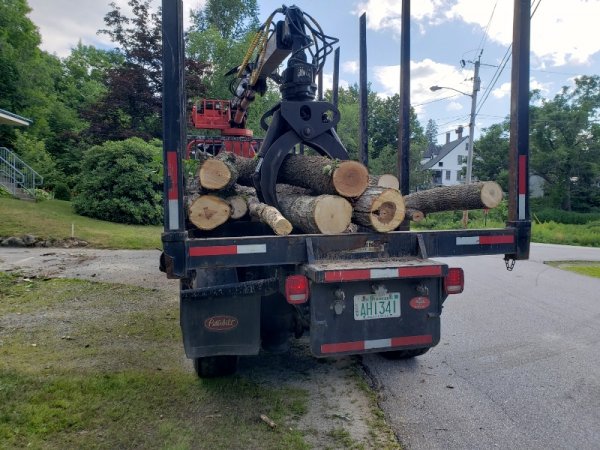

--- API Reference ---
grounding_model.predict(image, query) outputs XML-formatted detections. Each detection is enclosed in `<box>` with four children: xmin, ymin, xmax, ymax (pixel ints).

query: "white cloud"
<box><xmin>492</xmin><ymin>82</ymin><xmax>511</xmax><ymax>99</ymax></box>
<box><xmin>373</xmin><ymin>58</ymin><xmax>470</xmax><ymax>103</ymax></box>
<box><xmin>342</xmin><ymin>60</ymin><xmax>359</xmax><ymax>74</ymax></box>
<box><xmin>492</xmin><ymin>77</ymin><xmax>550</xmax><ymax>99</ymax></box>
<box><xmin>322</xmin><ymin>73</ymin><xmax>350</xmax><ymax>92</ymax></box>
<box><xmin>356</xmin><ymin>0</ymin><xmax>600</xmax><ymax>67</ymax></box>
<box><xmin>446</xmin><ymin>101</ymin><xmax>463</xmax><ymax>111</ymax></box>
<box><xmin>28</xmin><ymin>0</ymin><xmax>204</xmax><ymax>57</ymax></box>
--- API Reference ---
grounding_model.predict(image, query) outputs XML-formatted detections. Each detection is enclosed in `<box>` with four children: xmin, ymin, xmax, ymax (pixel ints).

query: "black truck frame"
<box><xmin>160</xmin><ymin>0</ymin><xmax>532</xmax><ymax>377</ymax></box>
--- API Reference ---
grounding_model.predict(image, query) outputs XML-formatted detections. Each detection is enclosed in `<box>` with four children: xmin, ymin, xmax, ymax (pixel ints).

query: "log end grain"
<box><xmin>376</xmin><ymin>174</ymin><xmax>400</xmax><ymax>190</ymax></box>
<box><xmin>332</xmin><ymin>160</ymin><xmax>370</xmax><ymax>197</ymax></box>
<box><xmin>480</xmin><ymin>181</ymin><xmax>504</xmax><ymax>208</ymax></box>
<box><xmin>199</xmin><ymin>159</ymin><xmax>233</xmax><ymax>190</ymax></box>
<box><xmin>188</xmin><ymin>195</ymin><xmax>231</xmax><ymax>230</ymax></box>
<box><xmin>354</xmin><ymin>188</ymin><xmax>405</xmax><ymax>232</ymax></box>
<box><xmin>227</xmin><ymin>195</ymin><xmax>248</xmax><ymax>219</ymax></box>
<box><xmin>313</xmin><ymin>195</ymin><xmax>353</xmax><ymax>234</ymax></box>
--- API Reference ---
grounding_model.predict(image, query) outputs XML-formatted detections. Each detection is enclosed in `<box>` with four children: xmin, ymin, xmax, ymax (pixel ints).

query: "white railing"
<box><xmin>0</xmin><ymin>147</ymin><xmax>43</xmax><ymax>198</ymax></box>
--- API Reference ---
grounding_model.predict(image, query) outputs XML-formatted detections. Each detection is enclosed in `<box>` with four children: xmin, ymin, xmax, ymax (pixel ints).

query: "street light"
<box><xmin>429</xmin><ymin>85</ymin><xmax>472</xmax><ymax>98</ymax></box>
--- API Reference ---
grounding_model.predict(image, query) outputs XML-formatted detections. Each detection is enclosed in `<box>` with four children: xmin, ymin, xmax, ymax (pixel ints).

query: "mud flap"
<box><xmin>180</xmin><ymin>293</ymin><xmax>261</xmax><ymax>358</ymax></box>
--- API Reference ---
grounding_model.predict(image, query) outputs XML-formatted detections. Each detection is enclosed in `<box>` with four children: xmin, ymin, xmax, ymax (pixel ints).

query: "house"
<box><xmin>421</xmin><ymin>127</ymin><xmax>469</xmax><ymax>187</ymax></box>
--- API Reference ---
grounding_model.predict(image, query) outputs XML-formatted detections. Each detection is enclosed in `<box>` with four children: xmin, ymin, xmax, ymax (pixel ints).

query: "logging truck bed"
<box><xmin>305</xmin><ymin>258</ymin><xmax>443</xmax><ymax>271</ymax></box>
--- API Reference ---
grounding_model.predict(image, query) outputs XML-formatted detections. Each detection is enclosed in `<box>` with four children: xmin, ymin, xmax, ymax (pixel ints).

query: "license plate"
<box><xmin>354</xmin><ymin>292</ymin><xmax>400</xmax><ymax>320</ymax></box>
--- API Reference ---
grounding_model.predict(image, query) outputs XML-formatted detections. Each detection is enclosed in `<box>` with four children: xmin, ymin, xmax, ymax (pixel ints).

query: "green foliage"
<box><xmin>52</xmin><ymin>182</ymin><xmax>71</xmax><ymax>201</ymax></box>
<box><xmin>473</xmin><ymin>121</ymin><xmax>510</xmax><ymax>190</ymax></box>
<box><xmin>533</xmin><ymin>208</ymin><xmax>600</xmax><ymax>224</ymax></box>
<box><xmin>33</xmin><ymin>188</ymin><xmax>52</xmax><ymax>202</ymax></box>
<box><xmin>11</xmin><ymin>130</ymin><xmax>59</xmax><ymax>187</ymax></box>
<box><xmin>532</xmin><ymin>221</ymin><xmax>600</xmax><ymax>247</ymax></box>
<box><xmin>73</xmin><ymin>138</ymin><xmax>163</xmax><ymax>225</ymax></box>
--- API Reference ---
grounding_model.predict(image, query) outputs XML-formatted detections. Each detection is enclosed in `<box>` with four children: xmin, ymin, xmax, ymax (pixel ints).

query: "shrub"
<box><xmin>73</xmin><ymin>138</ymin><xmax>163</xmax><ymax>225</ymax></box>
<box><xmin>53</xmin><ymin>182</ymin><xmax>71</xmax><ymax>201</ymax></box>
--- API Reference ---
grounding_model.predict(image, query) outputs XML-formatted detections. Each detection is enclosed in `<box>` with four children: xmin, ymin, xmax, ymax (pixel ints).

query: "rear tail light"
<box><xmin>444</xmin><ymin>268</ymin><xmax>464</xmax><ymax>295</ymax></box>
<box><xmin>285</xmin><ymin>275</ymin><xmax>310</xmax><ymax>304</ymax></box>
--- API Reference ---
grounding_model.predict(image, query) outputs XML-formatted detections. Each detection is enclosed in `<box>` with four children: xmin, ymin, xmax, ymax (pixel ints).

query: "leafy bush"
<box><xmin>533</xmin><ymin>208</ymin><xmax>600</xmax><ymax>225</ymax></box>
<box><xmin>73</xmin><ymin>138</ymin><xmax>163</xmax><ymax>225</ymax></box>
<box><xmin>33</xmin><ymin>189</ymin><xmax>52</xmax><ymax>202</ymax></box>
<box><xmin>53</xmin><ymin>182</ymin><xmax>71</xmax><ymax>201</ymax></box>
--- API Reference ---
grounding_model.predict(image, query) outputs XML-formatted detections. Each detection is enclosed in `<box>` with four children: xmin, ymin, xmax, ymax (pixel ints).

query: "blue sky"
<box><xmin>28</xmin><ymin>0</ymin><xmax>600</xmax><ymax>144</ymax></box>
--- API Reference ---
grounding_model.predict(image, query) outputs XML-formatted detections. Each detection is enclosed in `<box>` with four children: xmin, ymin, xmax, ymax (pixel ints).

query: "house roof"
<box><xmin>421</xmin><ymin>136</ymin><xmax>468</xmax><ymax>170</ymax></box>
<box><xmin>0</xmin><ymin>108</ymin><xmax>32</xmax><ymax>126</ymax></box>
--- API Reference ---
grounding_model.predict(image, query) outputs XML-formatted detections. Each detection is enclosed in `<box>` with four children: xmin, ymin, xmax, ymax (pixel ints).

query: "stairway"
<box><xmin>0</xmin><ymin>147</ymin><xmax>43</xmax><ymax>200</ymax></box>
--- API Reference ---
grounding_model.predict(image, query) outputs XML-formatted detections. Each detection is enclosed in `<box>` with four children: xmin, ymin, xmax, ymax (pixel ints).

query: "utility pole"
<box><xmin>461</xmin><ymin>52</ymin><xmax>481</xmax><ymax>227</ymax></box>
<box><xmin>466</xmin><ymin>52</ymin><xmax>481</xmax><ymax>185</ymax></box>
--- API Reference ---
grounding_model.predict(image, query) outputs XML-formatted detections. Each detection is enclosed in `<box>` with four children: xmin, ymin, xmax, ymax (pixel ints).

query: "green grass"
<box><xmin>545</xmin><ymin>261</ymin><xmax>600</xmax><ymax>279</ymax></box>
<box><xmin>0</xmin><ymin>274</ymin><xmax>310</xmax><ymax>449</ymax></box>
<box><xmin>0</xmin><ymin>197</ymin><xmax>161</xmax><ymax>249</ymax></box>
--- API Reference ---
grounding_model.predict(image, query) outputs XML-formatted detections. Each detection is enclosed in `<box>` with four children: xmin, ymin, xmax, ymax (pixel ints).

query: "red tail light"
<box><xmin>444</xmin><ymin>268</ymin><xmax>464</xmax><ymax>295</ymax></box>
<box><xmin>285</xmin><ymin>275</ymin><xmax>310</xmax><ymax>304</ymax></box>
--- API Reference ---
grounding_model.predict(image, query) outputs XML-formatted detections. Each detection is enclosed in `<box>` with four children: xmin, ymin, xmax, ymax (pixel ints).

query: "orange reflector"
<box><xmin>444</xmin><ymin>268</ymin><xmax>464</xmax><ymax>295</ymax></box>
<box><xmin>285</xmin><ymin>275</ymin><xmax>310</xmax><ymax>304</ymax></box>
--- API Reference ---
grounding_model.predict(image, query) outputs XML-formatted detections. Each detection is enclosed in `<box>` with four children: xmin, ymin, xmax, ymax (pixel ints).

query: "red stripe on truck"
<box><xmin>324</xmin><ymin>269</ymin><xmax>371</xmax><ymax>282</ymax></box>
<box><xmin>321</xmin><ymin>334</ymin><xmax>433</xmax><ymax>354</ymax></box>
<box><xmin>167</xmin><ymin>151</ymin><xmax>178</xmax><ymax>200</ymax></box>
<box><xmin>189</xmin><ymin>245</ymin><xmax>237</xmax><ymax>257</ymax></box>
<box><xmin>479</xmin><ymin>235</ymin><xmax>514</xmax><ymax>245</ymax></box>
<box><xmin>398</xmin><ymin>266</ymin><xmax>442</xmax><ymax>278</ymax></box>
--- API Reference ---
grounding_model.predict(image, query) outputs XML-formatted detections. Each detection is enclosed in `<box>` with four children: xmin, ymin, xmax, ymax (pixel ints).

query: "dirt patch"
<box><xmin>0</xmin><ymin>247</ymin><xmax>399</xmax><ymax>449</ymax></box>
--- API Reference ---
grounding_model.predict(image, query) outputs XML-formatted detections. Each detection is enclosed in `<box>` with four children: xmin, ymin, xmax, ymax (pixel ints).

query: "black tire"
<box><xmin>193</xmin><ymin>355</ymin><xmax>239</xmax><ymax>378</ymax></box>
<box><xmin>381</xmin><ymin>347</ymin><xmax>430</xmax><ymax>360</ymax></box>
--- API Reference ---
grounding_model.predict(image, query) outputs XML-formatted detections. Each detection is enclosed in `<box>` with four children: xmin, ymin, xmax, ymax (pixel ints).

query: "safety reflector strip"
<box><xmin>189</xmin><ymin>243</ymin><xmax>267</xmax><ymax>257</ymax></box>
<box><xmin>519</xmin><ymin>155</ymin><xmax>527</xmax><ymax>219</ymax></box>
<box><xmin>166</xmin><ymin>151</ymin><xmax>180</xmax><ymax>231</ymax></box>
<box><xmin>323</xmin><ymin>265</ymin><xmax>442</xmax><ymax>282</ymax></box>
<box><xmin>321</xmin><ymin>334</ymin><xmax>433</xmax><ymax>354</ymax></box>
<box><xmin>456</xmin><ymin>235</ymin><xmax>515</xmax><ymax>246</ymax></box>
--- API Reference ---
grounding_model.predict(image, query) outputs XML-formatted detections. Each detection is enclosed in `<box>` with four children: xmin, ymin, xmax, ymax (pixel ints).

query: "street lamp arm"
<box><xmin>429</xmin><ymin>85</ymin><xmax>472</xmax><ymax>97</ymax></box>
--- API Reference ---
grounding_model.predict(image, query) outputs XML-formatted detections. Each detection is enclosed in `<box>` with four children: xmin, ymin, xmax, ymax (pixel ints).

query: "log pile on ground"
<box><xmin>186</xmin><ymin>151</ymin><xmax>503</xmax><ymax>235</ymax></box>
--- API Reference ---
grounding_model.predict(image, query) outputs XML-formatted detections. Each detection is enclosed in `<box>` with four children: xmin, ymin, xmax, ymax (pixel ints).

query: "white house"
<box><xmin>421</xmin><ymin>127</ymin><xmax>469</xmax><ymax>186</ymax></box>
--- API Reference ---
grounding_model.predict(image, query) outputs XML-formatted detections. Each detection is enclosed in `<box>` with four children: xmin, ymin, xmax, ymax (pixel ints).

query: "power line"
<box><xmin>477</xmin><ymin>1</ymin><xmax>498</xmax><ymax>55</ymax></box>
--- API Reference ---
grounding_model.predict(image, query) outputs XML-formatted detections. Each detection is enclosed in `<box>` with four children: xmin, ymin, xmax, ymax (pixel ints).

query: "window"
<box><xmin>438</xmin><ymin>162</ymin><xmax>443</xmax><ymax>167</ymax></box>
<box><xmin>445</xmin><ymin>170</ymin><xmax>451</xmax><ymax>180</ymax></box>
<box><xmin>457</xmin><ymin>171</ymin><xmax>463</xmax><ymax>181</ymax></box>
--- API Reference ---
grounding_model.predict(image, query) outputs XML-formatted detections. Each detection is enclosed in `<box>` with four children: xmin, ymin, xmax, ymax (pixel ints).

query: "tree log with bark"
<box><xmin>352</xmin><ymin>187</ymin><xmax>406</xmax><ymax>232</ymax></box>
<box><xmin>404</xmin><ymin>181</ymin><xmax>503</xmax><ymax>215</ymax></box>
<box><xmin>277</xmin><ymin>193</ymin><xmax>352</xmax><ymax>234</ymax></box>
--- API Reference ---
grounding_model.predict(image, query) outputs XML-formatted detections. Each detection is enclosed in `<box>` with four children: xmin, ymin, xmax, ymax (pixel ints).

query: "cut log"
<box><xmin>227</xmin><ymin>195</ymin><xmax>248</xmax><ymax>219</ymax></box>
<box><xmin>278</xmin><ymin>194</ymin><xmax>352</xmax><ymax>234</ymax></box>
<box><xmin>405</xmin><ymin>208</ymin><xmax>425</xmax><ymax>222</ymax></box>
<box><xmin>211</xmin><ymin>152</ymin><xmax>369</xmax><ymax>197</ymax></box>
<box><xmin>187</xmin><ymin>194</ymin><xmax>231</xmax><ymax>230</ymax></box>
<box><xmin>278</xmin><ymin>155</ymin><xmax>369</xmax><ymax>197</ymax></box>
<box><xmin>369</xmin><ymin>174</ymin><xmax>400</xmax><ymax>190</ymax></box>
<box><xmin>352</xmin><ymin>187</ymin><xmax>405</xmax><ymax>232</ymax></box>
<box><xmin>198</xmin><ymin>155</ymin><xmax>239</xmax><ymax>190</ymax></box>
<box><xmin>246</xmin><ymin>197</ymin><xmax>292</xmax><ymax>236</ymax></box>
<box><xmin>404</xmin><ymin>181</ymin><xmax>503</xmax><ymax>214</ymax></box>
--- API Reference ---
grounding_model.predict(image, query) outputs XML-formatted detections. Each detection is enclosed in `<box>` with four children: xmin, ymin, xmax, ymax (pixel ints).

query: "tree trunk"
<box><xmin>278</xmin><ymin>193</ymin><xmax>352</xmax><ymax>234</ymax></box>
<box><xmin>278</xmin><ymin>155</ymin><xmax>369</xmax><ymax>197</ymax></box>
<box><xmin>198</xmin><ymin>152</ymin><xmax>239</xmax><ymax>190</ymax></box>
<box><xmin>246</xmin><ymin>197</ymin><xmax>292</xmax><ymax>236</ymax></box>
<box><xmin>352</xmin><ymin>187</ymin><xmax>405</xmax><ymax>232</ymax></box>
<box><xmin>187</xmin><ymin>194</ymin><xmax>231</xmax><ymax>230</ymax></box>
<box><xmin>404</xmin><ymin>181</ymin><xmax>503</xmax><ymax>214</ymax></box>
<box><xmin>405</xmin><ymin>208</ymin><xmax>425</xmax><ymax>222</ymax></box>
<box><xmin>369</xmin><ymin>174</ymin><xmax>399</xmax><ymax>190</ymax></box>
<box><xmin>209</xmin><ymin>152</ymin><xmax>369</xmax><ymax>197</ymax></box>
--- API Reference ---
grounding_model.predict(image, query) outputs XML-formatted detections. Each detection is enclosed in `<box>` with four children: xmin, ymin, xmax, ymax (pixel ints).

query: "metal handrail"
<box><xmin>0</xmin><ymin>147</ymin><xmax>43</xmax><ymax>197</ymax></box>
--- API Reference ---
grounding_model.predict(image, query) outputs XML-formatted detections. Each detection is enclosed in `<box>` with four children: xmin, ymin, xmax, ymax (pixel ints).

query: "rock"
<box><xmin>22</xmin><ymin>234</ymin><xmax>37</xmax><ymax>246</ymax></box>
<box><xmin>5</xmin><ymin>236</ymin><xmax>25</xmax><ymax>247</ymax></box>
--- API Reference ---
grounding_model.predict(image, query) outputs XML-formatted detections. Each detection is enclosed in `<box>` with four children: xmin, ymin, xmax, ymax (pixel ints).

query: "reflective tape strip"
<box><xmin>189</xmin><ymin>243</ymin><xmax>267</xmax><ymax>257</ymax></box>
<box><xmin>237</xmin><ymin>244</ymin><xmax>267</xmax><ymax>254</ymax></box>
<box><xmin>166</xmin><ymin>151</ymin><xmax>179</xmax><ymax>200</ymax></box>
<box><xmin>323</xmin><ymin>266</ymin><xmax>442</xmax><ymax>282</ymax></box>
<box><xmin>519</xmin><ymin>194</ymin><xmax>526</xmax><ymax>220</ymax></box>
<box><xmin>321</xmin><ymin>334</ymin><xmax>433</xmax><ymax>354</ymax></box>
<box><xmin>457</xmin><ymin>235</ymin><xmax>515</xmax><ymax>246</ymax></box>
<box><xmin>168</xmin><ymin>199</ymin><xmax>179</xmax><ymax>231</ymax></box>
<box><xmin>519</xmin><ymin>155</ymin><xmax>527</xmax><ymax>194</ymax></box>
<box><xmin>370</xmin><ymin>268</ymin><xmax>399</xmax><ymax>279</ymax></box>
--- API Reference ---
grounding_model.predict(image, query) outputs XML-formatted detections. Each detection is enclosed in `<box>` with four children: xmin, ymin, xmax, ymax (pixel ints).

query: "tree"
<box><xmin>425</xmin><ymin>119</ymin><xmax>438</xmax><ymax>146</ymax></box>
<box><xmin>473</xmin><ymin>121</ymin><xmax>510</xmax><ymax>191</ymax></box>
<box><xmin>529</xmin><ymin>76</ymin><xmax>600</xmax><ymax>210</ymax></box>
<box><xmin>191</xmin><ymin>0</ymin><xmax>259</xmax><ymax>41</ymax></box>
<box><xmin>73</xmin><ymin>138</ymin><xmax>163</xmax><ymax>225</ymax></box>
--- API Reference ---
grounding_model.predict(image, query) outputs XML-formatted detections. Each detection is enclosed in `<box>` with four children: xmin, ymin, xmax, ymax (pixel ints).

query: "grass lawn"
<box><xmin>0</xmin><ymin>274</ymin><xmax>311</xmax><ymax>449</ymax></box>
<box><xmin>545</xmin><ymin>261</ymin><xmax>600</xmax><ymax>279</ymax></box>
<box><xmin>0</xmin><ymin>198</ymin><xmax>161</xmax><ymax>249</ymax></box>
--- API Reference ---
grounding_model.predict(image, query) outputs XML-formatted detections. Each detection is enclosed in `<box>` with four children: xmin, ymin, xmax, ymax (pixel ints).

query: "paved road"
<box><xmin>364</xmin><ymin>243</ymin><xmax>600</xmax><ymax>450</ymax></box>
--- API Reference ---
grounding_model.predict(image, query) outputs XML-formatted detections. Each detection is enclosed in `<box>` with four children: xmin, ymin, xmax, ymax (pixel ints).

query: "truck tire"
<box><xmin>381</xmin><ymin>347</ymin><xmax>430</xmax><ymax>360</ymax></box>
<box><xmin>193</xmin><ymin>356</ymin><xmax>238</xmax><ymax>378</ymax></box>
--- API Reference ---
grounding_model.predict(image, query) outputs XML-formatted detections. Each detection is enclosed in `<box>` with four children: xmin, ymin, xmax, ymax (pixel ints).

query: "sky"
<box><xmin>27</xmin><ymin>0</ymin><xmax>600</xmax><ymax>144</ymax></box>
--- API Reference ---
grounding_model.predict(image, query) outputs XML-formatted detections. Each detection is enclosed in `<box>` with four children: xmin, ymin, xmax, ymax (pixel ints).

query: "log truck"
<box><xmin>160</xmin><ymin>1</ymin><xmax>532</xmax><ymax>377</ymax></box>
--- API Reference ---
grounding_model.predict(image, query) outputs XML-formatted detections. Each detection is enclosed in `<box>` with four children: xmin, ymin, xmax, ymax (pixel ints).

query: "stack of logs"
<box><xmin>186</xmin><ymin>151</ymin><xmax>504</xmax><ymax>236</ymax></box>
